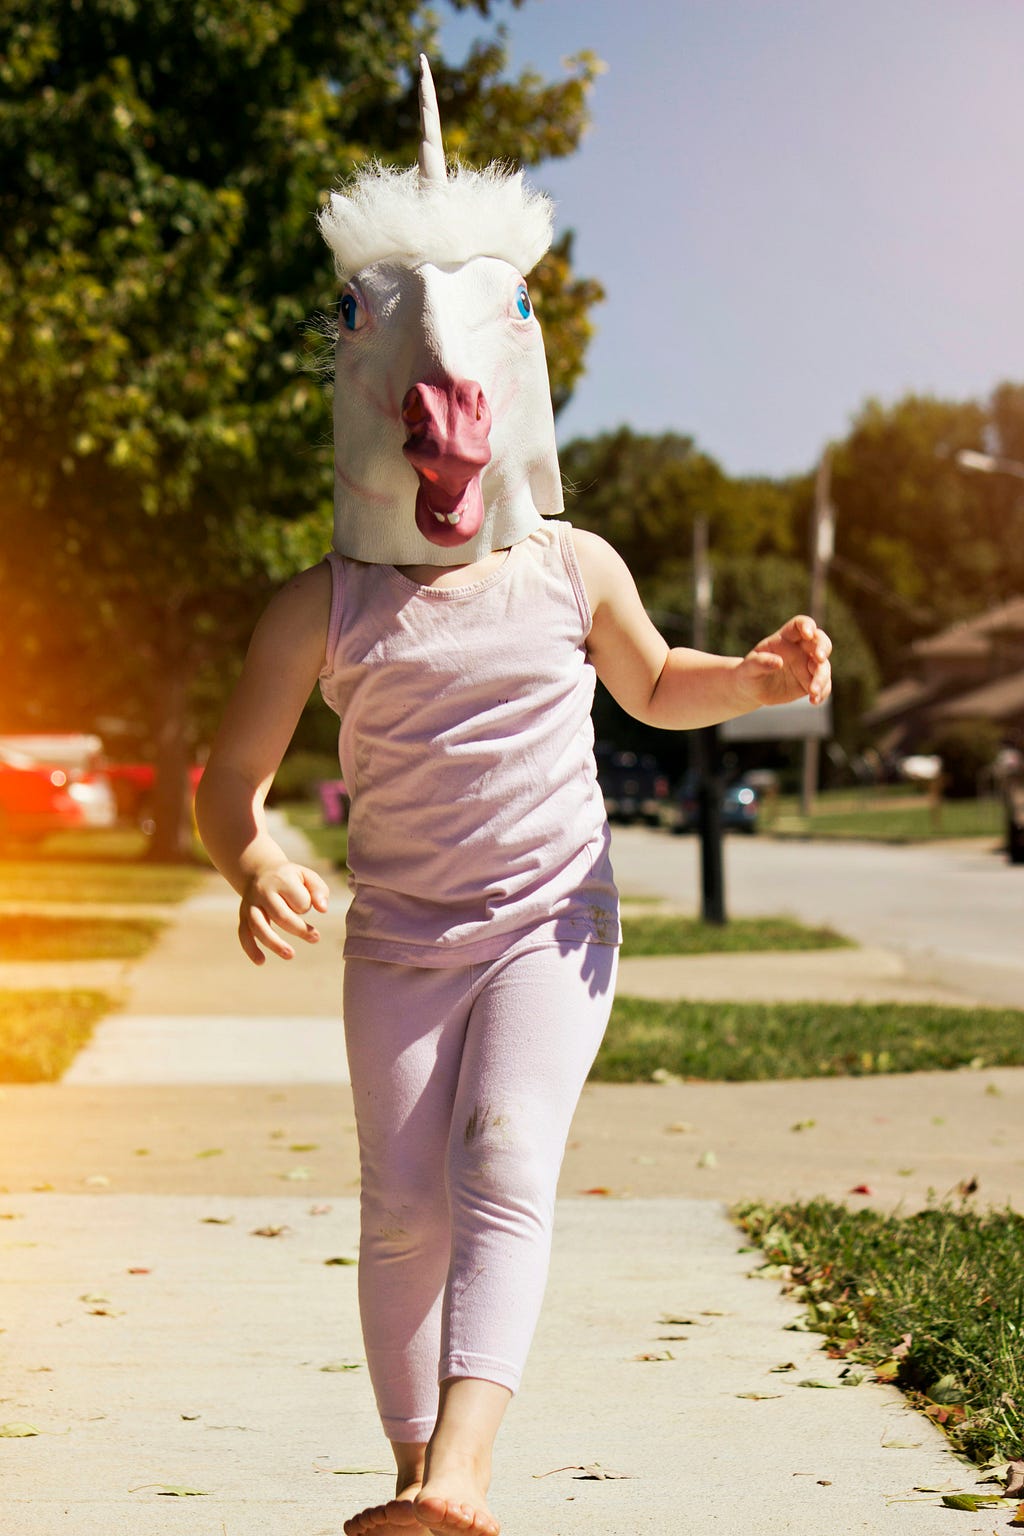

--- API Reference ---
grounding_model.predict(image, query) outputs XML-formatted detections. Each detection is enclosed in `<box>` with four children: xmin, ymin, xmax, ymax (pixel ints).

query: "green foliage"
<box><xmin>736</xmin><ymin>1199</ymin><xmax>1024</xmax><ymax>1464</ymax></box>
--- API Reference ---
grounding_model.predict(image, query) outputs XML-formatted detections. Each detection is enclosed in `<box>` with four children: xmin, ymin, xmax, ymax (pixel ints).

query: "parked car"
<box><xmin>0</xmin><ymin>733</ymin><xmax>117</xmax><ymax>843</ymax></box>
<box><xmin>596</xmin><ymin>748</ymin><xmax>669</xmax><ymax>826</ymax></box>
<box><xmin>659</xmin><ymin>773</ymin><xmax>760</xmax><ymax>835</ymax></box>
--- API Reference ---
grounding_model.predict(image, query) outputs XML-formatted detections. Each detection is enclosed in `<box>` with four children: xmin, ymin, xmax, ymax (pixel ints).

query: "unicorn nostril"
<box><xmin>401</xmin><ymin>387</ymin><xmax>427</xmax><ymax>426</ymax></box>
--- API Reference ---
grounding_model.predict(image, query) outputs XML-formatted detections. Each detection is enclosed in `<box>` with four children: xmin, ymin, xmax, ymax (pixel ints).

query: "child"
<box><xmin>195</xmin><ymin>58</ymin><xmax>831</xmax><ymax>1536</ymax></box>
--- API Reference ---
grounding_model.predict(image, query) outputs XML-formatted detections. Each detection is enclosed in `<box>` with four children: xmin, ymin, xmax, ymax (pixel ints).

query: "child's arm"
<box><xmin>572</xmin><ymin>528</ymin><xmax>832</xmax><ymax>729</ymax></box>
<box><xmin>194</xmin><ymin>563</ymin><xmax>334</xmax><ymax>965</ymax></box>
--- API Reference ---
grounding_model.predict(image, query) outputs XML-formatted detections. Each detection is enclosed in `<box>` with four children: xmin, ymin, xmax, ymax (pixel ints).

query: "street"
<box><xmin>608</xmin><ymin>825</ymin><xmax>1024</xmax><ymax>1007</ymax></box>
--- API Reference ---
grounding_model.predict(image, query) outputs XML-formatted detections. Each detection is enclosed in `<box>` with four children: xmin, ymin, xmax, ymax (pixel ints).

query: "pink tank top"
<box><xmin>318</xmin><ymin>521</ymin><xmax>620</xmax><ymax>966</ymax></box>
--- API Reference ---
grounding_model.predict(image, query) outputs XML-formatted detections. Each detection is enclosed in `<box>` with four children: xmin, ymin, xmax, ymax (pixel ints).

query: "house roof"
<box><xmin>930</xmin><ymin>668</ymin><xmax>1024</xmax><ymax>724</ymax></box>
<box><xmin>911</xmin><ymin>596</ymin><xmax>1024</xmax><ymax>659</ymax></box>
<box><xmin>861</xmin><ymin>676</ymin><xmax>938</xmax><ymax>728</ymax></box>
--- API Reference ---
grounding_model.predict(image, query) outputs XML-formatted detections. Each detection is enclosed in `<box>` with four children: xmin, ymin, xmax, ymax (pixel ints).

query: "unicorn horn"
<box><xmin>417</xmin><ymin>54</ymin><xmax>448</xmax><ymax>186</ymax></box>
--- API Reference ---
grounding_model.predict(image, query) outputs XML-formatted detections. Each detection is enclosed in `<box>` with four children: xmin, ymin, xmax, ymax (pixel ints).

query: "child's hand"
<box><xmin>738</xmin><ymin>615</ymin><xmax>832</xmax><ymax>709</ymax></box>
<box><xmin>238</xmin><ymin>863</ymin><xmax>330</xmax><ymax>965</ymax></box>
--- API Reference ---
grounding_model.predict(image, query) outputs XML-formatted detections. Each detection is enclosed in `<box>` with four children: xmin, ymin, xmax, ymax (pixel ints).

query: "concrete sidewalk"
<box><xmin>0</xmin><ymin>816</ymin><xmax>1015</xmax><ymax>1533</ymax></box>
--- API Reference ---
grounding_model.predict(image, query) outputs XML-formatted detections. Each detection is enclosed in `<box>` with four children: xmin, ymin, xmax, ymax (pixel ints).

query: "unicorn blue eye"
<box><xmin>340</xmin><ymin>289</ymin><xmax>365</xmax><ymax>332</ymax></box>
<box><xmin>515</xmin><ymin>283</ymin><xmax>533</xmax><ymax>320</ymax></box>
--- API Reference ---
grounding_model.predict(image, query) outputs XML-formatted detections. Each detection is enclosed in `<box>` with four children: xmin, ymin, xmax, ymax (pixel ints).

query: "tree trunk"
<box><xmin>147</xmin><ymin>641</ymin><xmax>195</xmax><ymax>863</ymax></box>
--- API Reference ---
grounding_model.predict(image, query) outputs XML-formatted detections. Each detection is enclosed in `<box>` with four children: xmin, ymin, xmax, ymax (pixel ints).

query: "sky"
<box><xmin>440</xmin><ymin>0</ymin><xmax>1024</xmax><ymax>479</ymax></box>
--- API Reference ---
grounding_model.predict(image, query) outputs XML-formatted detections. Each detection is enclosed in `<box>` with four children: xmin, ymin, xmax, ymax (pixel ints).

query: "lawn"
<box><xmin>766</xmin><ymin>789</ymin><xmax>1003</xmax><ymax>843</ymax></box>
<box><xmin>0</xmin><ymin>914</ymin><xmax>163</xmax><ymax>961</ymax></box>
<box><xmin>736</xmin><ymin>1198</ymin><xmax>1024</xmax><ymax>1467</ymax></box>
<box><xmin>283</xmin><ymin>802</ymin><xmax>348</xmax><ymax>869</ymax></box>
<box><xmin>0</xmin><ymin>990</ymin><xmax>111</xmax><ymax>1082</ymax></box>
<box><xmin>0</xmin><ymin>828</ymin><xmax>203</xmax><ymax>904</ymax></box>
<box><xmin>591</xmin><ymin>996</ymin><xmax>1024</xmax><ymax>1082</ymax></box>
<box><xmin>620</xmin><ymin>913</ymin><xmax>850</xmax><ymax>956</ymax></box>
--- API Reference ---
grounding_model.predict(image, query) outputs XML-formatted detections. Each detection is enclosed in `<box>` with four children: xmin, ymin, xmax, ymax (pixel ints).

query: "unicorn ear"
<box><xmin>417</xmin><ymin>54</ymin><xmax>448</xmax><ymax>187</ymax></box>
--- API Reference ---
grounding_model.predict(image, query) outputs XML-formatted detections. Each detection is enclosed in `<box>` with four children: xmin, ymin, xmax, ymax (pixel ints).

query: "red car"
<box><xmin>0</xmin><ymin>734</ymin><xmax>117</xmax><ymax>844</ymax></box>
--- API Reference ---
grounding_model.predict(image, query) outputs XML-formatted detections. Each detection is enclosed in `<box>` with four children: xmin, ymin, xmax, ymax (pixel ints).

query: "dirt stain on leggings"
<box><xmin>464</xmin><ymin>1105</ymin><xmax>508</xmax><ymax>1145</ymax></box>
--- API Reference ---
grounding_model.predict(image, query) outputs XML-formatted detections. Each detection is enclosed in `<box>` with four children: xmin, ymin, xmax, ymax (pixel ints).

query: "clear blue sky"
<box><xmin>441</xmin><ymin>0</ymin><xmax>1024</xmax><ymax>478</ymax></box>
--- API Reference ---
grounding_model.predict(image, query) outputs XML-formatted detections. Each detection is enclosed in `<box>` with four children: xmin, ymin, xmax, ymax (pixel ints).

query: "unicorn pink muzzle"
<box><xmin>402</xmin><ymin>379</ymin><xmax>493</xmax><ymax>548</ymax></box>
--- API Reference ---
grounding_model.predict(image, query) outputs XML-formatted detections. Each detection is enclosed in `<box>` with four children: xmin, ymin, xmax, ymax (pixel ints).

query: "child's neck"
<box><xmin>394</xmin><ymin>547</ymin><xmax>510</xmax><ymax>589</ymax></box>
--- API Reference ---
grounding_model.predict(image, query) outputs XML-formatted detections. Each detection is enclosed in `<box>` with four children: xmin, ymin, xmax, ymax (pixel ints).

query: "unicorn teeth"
<box><xmin>447</xmin><ymin>511</ymin><xmax>462</xmax><ymax>524</ymax></box>
<box><xmin>433</xmin><ymin>510</ymin><xmax>462</xmax><ymax>525</ymax></box>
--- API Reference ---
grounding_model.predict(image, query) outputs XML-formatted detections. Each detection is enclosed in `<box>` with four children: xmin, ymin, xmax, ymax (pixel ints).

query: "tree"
<box><xmin>825</xmin><ymin>394</ymin><xmax>995</xmax><ymax>682</ymax></box>
<box><xmin>0</xmin><ymin>0</ymin><xmax>604</xmax><ymax>856</ymax></box>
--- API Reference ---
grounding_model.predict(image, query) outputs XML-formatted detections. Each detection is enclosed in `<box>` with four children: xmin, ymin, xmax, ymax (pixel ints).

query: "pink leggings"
<box><xmin>342</xmin><ymin>942</ymin><xmax>618</xmax><ymax>1442</ymax></box>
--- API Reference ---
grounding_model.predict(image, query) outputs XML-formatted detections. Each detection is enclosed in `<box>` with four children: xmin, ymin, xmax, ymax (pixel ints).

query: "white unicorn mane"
<box><xmin>318</xmin><ymin>161</ymin><xmax>554</xmax><ymax>282</ymax></box>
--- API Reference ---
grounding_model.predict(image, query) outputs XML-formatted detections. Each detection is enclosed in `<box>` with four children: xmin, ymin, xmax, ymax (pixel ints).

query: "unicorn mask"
<box><xmin>318</xmin><ymin>56</ymin><xmax>564</xmax><ymax>565</ymax></box>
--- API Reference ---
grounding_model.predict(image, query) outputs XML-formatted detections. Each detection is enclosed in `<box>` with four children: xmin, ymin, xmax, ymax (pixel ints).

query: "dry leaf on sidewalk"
<box><xmin>1006</xmin><ymin>1460</ymin><xmax>1024</xmax><ymax>1499</ymax></box>
<box><xmin>533</xmin><ymin>1463</ymin><xmax>636</xmax><ymax>1481</ymax></box>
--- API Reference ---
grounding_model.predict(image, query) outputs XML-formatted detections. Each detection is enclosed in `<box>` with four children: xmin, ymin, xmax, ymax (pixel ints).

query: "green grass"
<box><xmin>283</xmin><ymin>802</ymin><xmax>348</xmax><ymax>869</ymax></box>
<box><xmin>0</xmin><ymin>829</ymin><xmax>202</xmax><ymax>904</ymax></box>
<box><xmin>590</xmin><ymin>996</ymin><xmax>1024</xmax><ymax>1082</ymax></box>
<box><xmin>0</xmin><ymin>990</ymin><xmax>111</xmax><ymax>1082</ymax></box>
<box><xmin>735</xmin><ymin>1198</ymin><xmax>1024</xmax><ymax>1464</ymax></box>
<box><xmin>620</xmin><ymin>913</ymin><xmax>851</xmax><ymax>956</ymax></box>
<box><xmin>767</xmin><ymin>790</ymin><xmax>1003</xmax><ymax>842</ymax></box>
<box><xmin>0</xmin><ymin>915</ymin><xmax>163</xmax><ymax>961</ymax></box>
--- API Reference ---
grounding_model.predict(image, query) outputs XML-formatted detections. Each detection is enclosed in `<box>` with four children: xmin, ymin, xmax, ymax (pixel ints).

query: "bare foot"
<box><xmin>413</xmin><ymin>1478</ymin><xmax>499</xmax><ymax>1535</ymax></box>
<box><xmin>343</xmin><ymin>1485</ymin><xmax>422</xmax><ymax>1534</ymax></box>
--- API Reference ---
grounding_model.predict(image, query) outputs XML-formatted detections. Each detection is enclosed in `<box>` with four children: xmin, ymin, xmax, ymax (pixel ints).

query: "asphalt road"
<box><xmin>608</xmin><ymin>824</ymin><xmax>1024</xmax><ymax>1007</ymax></box>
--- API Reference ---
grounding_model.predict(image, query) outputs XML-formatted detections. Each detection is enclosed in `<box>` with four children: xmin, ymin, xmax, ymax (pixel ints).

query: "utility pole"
<box><xmin>692</xmin><ymin>517</ymin><xmax>726</xmax><ymax>923</ymax></box>
<box><xmin>800</xmin><ymin>447</ymin><xmax>836</xmax><ymax>817</ymax></box>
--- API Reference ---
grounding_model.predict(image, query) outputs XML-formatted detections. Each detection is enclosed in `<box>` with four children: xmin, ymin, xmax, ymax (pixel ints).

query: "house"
<box><xmin>863</xmin><ymin>596</ymin><xmax>1024</xmax><ymax>756</ymax></box>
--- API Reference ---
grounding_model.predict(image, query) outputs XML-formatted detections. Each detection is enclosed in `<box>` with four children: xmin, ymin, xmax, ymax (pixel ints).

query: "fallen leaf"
<box><xmin>798</xmin><ymin>1379</ymin><xmax>839</xmax><ymax>1389</ymax></box>
<box><xmin>656</xmin><ymin>1334</ymin><xmax>688</xmax><ymax>1341</ymax></box>
<box><xmin>665</xmin><ymin>1121</ymin><xmax>695</xmax><ymax>1133</ymax></box>
<box><xmin>849</xmin><ymin>1184</ymin><xmax>873</xmax><ymax>1195</ymax></box>
<box><xmin>1010</xmin><ymin>1500</ymin><xmax>1024</xmax><ymax>1528</ymax></box>
<box><xmin>1007</xmin><ymin>1461</ymin><xmax>1024</xmax><ymax>1498</ymax></box>
<box><xmin>279</xmin><ymin>1167</ymin><xmax>313</xmax><ymax>1181</ymax></box>
<box><xmin>134</xmin><ymin>1148</ymin><xmax>150</xmax><ymax>1156</ymax></box>
<box><xmin>659</xmin><ymin>1314</ymin><xmax>694</xmax><ymax>1325</ymax></box>
<box><xmin>956</xmin><ymin>1175</ymin><xmax>979</xmax><ymax>1198</ymax></box>
<box><xmin>130</xmin><ymin>1484</ymin><xmax>209</xmax><ymax>1497</ymax></box>
<box><xmin>882</xmin><ymin>1438</ymin><xmax>922</xmax><ymax>1450</ymax></box>
<box><xmin>127</xmin><ymin>1267</ymin><xmax>150</xmax><ymax>1275</ymax></box>
<box><xmin>250</xmin><ymin>1225</ymin><xmax>289</xmax><ymax>1238</ymax></box>
<box><xmin>941</xmin><ymin>1494</ymin><xmax>1004</xmax><ymax>1511</ymax></box>
<box><xmin>309</xmin><ymin>1204</ymin><xmax>333</xmax><ymax>1215</ymax></box>
<box><xmin>818</xmin><ymin>1479</ymin><xmax>832</xmax><ymax>1486</ymax></box>
<box><xmin>533</xmin><ymin>1463</ymin><xmax>635</xmax><ymax>1481</ymax></box>
<box><xmin>985</xmin><ymin>1082</ymin><xmax>1002</xmax><ymax>1097</ymax></box>
<box><xmin>0</xmin><ymin>1213</ymin><xmax>22</xmax><ymax>1221</ymax></box>
<box><xmin>200</xmin><ymin>1216</ymin><xmax>234</xmax><ymax>1225</ymax></box>
<box><xmin>736</xmin><ymin>1392</ymin><xmax>782</xmax><ymax>1400</ymax></box>
<box><xmin>696</xmin><ymin>1150</ymin><xmax>718</xmax><ymax>1169</ymax></box>
<box><xmin>892</xmin><ymin>1332</ymin><xmax>912</xmax><ymax>1359</ymax></box>
<box><xmin>83</xmin><ymin>1174</ymin><xmax>110</xmax><ymax>1187</ymax></box>
<box><xmin>700</xmin><ymin>1309</ymin><xmax>729</xmax><ymax>1316</ymax></box>
<box><xmin>632</xmin><ymin>1351</ymin><xmax>674</xmax><ymax>1362</ymax></box>
<box><xmin>0</xmin><ymin>1423</ymin><xmax>38</xmax><ymax>1437</ymax></box>
<box><xmin>180</xmin><ymin>1414</ymin><xmax>200</xmax><ymax>1421</ymax></box>
<box><xmin>319</xmin><ymin>1361</ymin><xmax>361</xmax><ymax>1372</ymax></box>
<box><xmin>325</xmin><ymin>1467</ymin><xmax>388</xmax><ymax>1476</ymax></box>
<box><xmin>790</xmin><ymin>1119</ymin><xmax>816</xmax><ymax>1132</ymax></box>
<box><xmin>580</xmin><ymin>1187</ymin><xmax>611</xmax><ymax>1197</ymax></box>
<box><xmin>194</xmin><ymin>1149</ymin><xmax>224</xmax><ymax>1159</ymax></box>
<box><xmin>324</xmin><ymin>1257</ymin><xmax>357</xmax><ymax>1266</ymax></box>
<box><xmin>79</xmin><ymin>1293</ymin><xmax>109</xmax><ymax>1304</ymax></box>
<box><xmin>770</xmin><ymin>1362</ymin><xmax>797</xmax><ymax>1373</ymax></box>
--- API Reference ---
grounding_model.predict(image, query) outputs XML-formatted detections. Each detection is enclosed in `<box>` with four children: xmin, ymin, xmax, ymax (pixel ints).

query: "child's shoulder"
<box><xmin>254</xmin><ymin>561</ymin><xmax>333</xmax><ymax>645</ymax></box>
